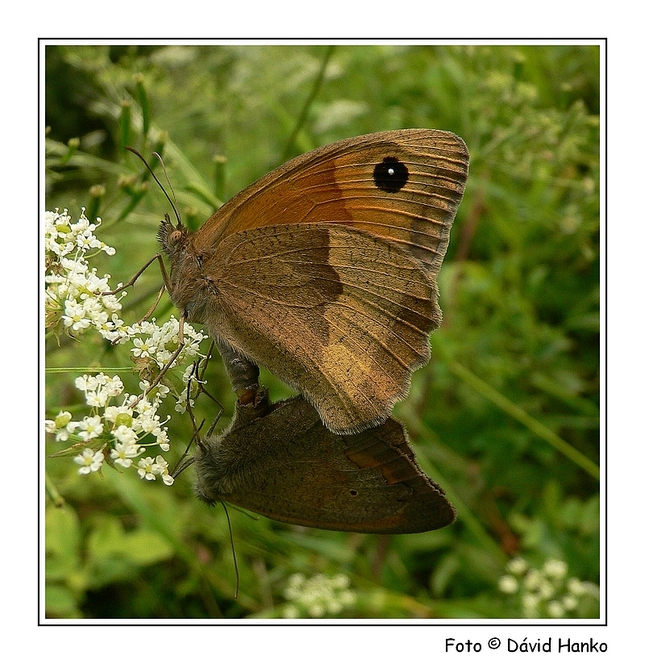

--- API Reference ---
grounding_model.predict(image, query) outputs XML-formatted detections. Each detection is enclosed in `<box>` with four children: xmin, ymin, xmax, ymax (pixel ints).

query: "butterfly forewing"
<box><xmin>195</xmin><ymin>129</ymin><xmax>468</xmax><ymax>279</ymax></box>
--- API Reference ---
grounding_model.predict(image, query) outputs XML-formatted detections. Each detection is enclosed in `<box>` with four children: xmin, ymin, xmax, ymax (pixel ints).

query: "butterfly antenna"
<box><xmin>125</xmin><ymin>146</ymin><xmax>183</xmax><ymax>227</ymax></box>
<box><xmin>153</xmin><ymin>151</ymin><xmax>181</xmax><ymax>220</ymax></box>
<box><xmin>222</xmin><ymin>503</ymin><xmax>240</xmax><ymax>599</ymax></box>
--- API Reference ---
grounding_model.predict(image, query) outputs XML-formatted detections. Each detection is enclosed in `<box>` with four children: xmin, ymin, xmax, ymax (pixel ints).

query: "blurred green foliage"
<box><xmin>44</xmin><ymin>43</ymin><xmax>600</xmax><ymax>619</ymax></box>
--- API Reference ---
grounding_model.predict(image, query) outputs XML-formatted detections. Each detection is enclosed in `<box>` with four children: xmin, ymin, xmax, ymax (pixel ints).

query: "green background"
<box><xmin>45</xmin><ymin>43</ymin><xmax>601</xmax><ymax>619</ymax></box>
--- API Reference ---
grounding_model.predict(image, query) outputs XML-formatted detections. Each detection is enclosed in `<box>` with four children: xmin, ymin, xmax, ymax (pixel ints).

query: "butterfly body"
<box><xmin>160</xmin><ymin>129</ymin><xmax>469</xmax><ymax>434</ymax></box>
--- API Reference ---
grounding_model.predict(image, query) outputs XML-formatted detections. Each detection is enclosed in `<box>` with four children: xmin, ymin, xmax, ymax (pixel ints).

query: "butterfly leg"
<box><xmin>215</xmin><ymin>340</ymin><xmax>261</xmax><ymax>405</ymax></box>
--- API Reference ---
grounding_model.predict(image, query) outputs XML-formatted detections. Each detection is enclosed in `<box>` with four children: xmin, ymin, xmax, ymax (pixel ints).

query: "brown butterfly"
<box><xmin>158</xmin><ymin>129</ymin><xmax>469</xmax><ymax>434</ymax></box>
<box><xmin>193</xmin><ymin>391</ymin><xmax>456</xmax><ymax>534</ymax></box>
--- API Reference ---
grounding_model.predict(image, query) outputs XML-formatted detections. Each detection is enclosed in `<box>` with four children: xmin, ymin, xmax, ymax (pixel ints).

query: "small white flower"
<box><xmin>331</xmin><ymin>575</ymin><xmax>350</xmax><ymax>589</ymax></box>
<box><xmin>155</xmin><ymin>348</ymin><xmax>173</xmax><ymax>366</ymax></box>
<box><xmin>580</xmin><ymin>581</ymin><xmax>600</xmax><ymax>598</ymax></box>
<box><xmin>76</xmin><ymin>415</ymin><xmax>104</xmax><ymax>441</ymax></box>
<box><xmin>63</xmin><ymin>300</ymin><xmax>91</xmax><ymax>331</ymax></box>
<box><xmin>338</xmin><ymin>590</ymin><xmax>356</xmax><ymax>606</ymax></box>
<box><xmin>537</xmin><ymin>580</ymin><xmax>555</xmax><ymax>600</ymax></box>
<box><xmin>45</xmin><ymin>411</ymin><xmax>75</xmax><ymax>442</ymax></box>
<box><xmin>85</xmin><ymin>389</ymin><xmax>105</xmax><ymax>408</ymax></box>
<box><xmin>137</xmin><ymin>412</ymin><xmax>161</xmax><ymax>435</ymax></box>
<box><xmin>104</xmin><ymin>404</ymin><xmax>133</xmax><ymax>425</ymax></box>
<box><xmin>506</xmin><ymin>557</ymin><xmax>529</xmax><ymax>576</ymax></box>
<box><xmin>523</xmin><ymin>569</ymin><xmax>542</xmax><ymax>591</ymax></box>
<box><xmin>567</xmin><ymin>578</ymin><xmax>586</xmax><ymax>595</ymax></box>
<box><xmin>498</xmin><ymin>575</ymin><xmax>519</xmax><ymax>594</ymax></box>
<box><xmin>156</xmin><ymin>429</ymin><xmax>170</xmax><ymax>452</ymax></box>
<box><xmin>521</xmin><ymin>593</ymin><xmax>540</xmax><ymax>617</ymax></box>
<box><xmin>546</xmin><ymin>600</ymin><xmax>565</xmax><ymax>618</ymax></box>
<box><xmin>75</xmin><ymin>374</ymin><xmax>98</xmax><ymax>393</ymax></box>
<box><xmin>282</xmin><ymin>606</ymin><xmax>299</xmax><ymax>619</ymax></box>
<box><xmin>309</xmin><ymin>604</ymin><xmax>324</xmax><ymax>618</ymax></box>
<box><xmin>153</xmin><ymin>455</ymin><xmax>174</xmax><ymax>485</ymax></box>
<box><xmin>153</xmin><ymin>383</ymin><xmax>170</xmax><ymax>399</ymax></box>
<box><xmin>103</xmin><ymin>375</ymin><xmax>124</xmax><ymax>397</ymax></box>
<box><xmin>327</xmin><ymin>600</ymin><xmax>342</xmax><ymax>614</ymax></box>
<box><xmin>112</xmin><ymin>424</ymin><xmax>138</xmax><ymax>446</ymax></box>
<box><xmin>132</xmin><ymin>337</ymin><xmax>157</xmax><ymax>358</ymax></box>
<box><xmin>543</xmin><ymin>558</ymin><xmax>568</xmax><ymax>579</ymax></box>
<box><xmin>562</xmin><ymin>595</ymin><xmax>578</xmax><ymax>611</ymax></box>
<box><xmin>137</xmin><ymin>456</ymin><xmax>157</xmax><ymax>481</ymax></box>
<box><xmin>132</xmin><ymin>410</ymin><xmax>155</xmax><ymax>433</ymax></box>
<box><xmin>111</xmin><ymin>439</ymin><xmax>144</xmax><ymax>468</ymax></box>
<box><xmin>45</xmin><ymin>411</ymin><xmax>71</xmax><ymax>432</ymax></box>
<box><xmin>74</xmin><ymin>448</ymin><xmax>104</xmax><ymax>474</ymax></box>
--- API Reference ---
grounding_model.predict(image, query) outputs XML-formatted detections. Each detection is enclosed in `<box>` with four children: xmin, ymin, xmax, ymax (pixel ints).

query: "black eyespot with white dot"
<box><xmin>373</xmin><ymin>156</ymin><xmax>409</xmax><ymax>193</ymax></box>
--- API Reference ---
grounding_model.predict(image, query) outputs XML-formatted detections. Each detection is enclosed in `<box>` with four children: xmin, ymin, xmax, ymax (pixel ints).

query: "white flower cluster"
<box><xmin>45</xmin><ymin>372</ymin><xmax>175</xmax><ymax>485</ymax></box>
<box><xmin>45</xmin><ymin>209</ymin><xmax>209</xmax><ymax>485</ymax></box>
<box><xmin>498</xmin><ymin>557</ymin><xmax>600</xmax><ymax>618</ymax></box>
<box><xmin>281</xmin><ymin>573</ymin><xmax>356</xmax><ymax>618</ymax></box>
<box><xmin>45</xmin><ymin>209</ymin><xmax>124</xmax><ymax>342</ymax></box>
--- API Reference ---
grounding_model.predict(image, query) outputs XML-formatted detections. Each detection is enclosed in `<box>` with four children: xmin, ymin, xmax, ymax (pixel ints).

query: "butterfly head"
<box><xmin>157</xmin><ymin>213</ymin><xmax>189</xmax><ymax>261</ymax></box>
<box><xmin>157</xmin><ymin>213</ymin><xmax>208</xmax><ymax>318</ymax></box>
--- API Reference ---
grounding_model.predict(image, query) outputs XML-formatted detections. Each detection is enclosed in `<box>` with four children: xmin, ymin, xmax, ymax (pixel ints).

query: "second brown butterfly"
<box><xmin>194</xmin><ymin>391</ymin><xmax>456</xmax><ymax>534</ymax></box>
